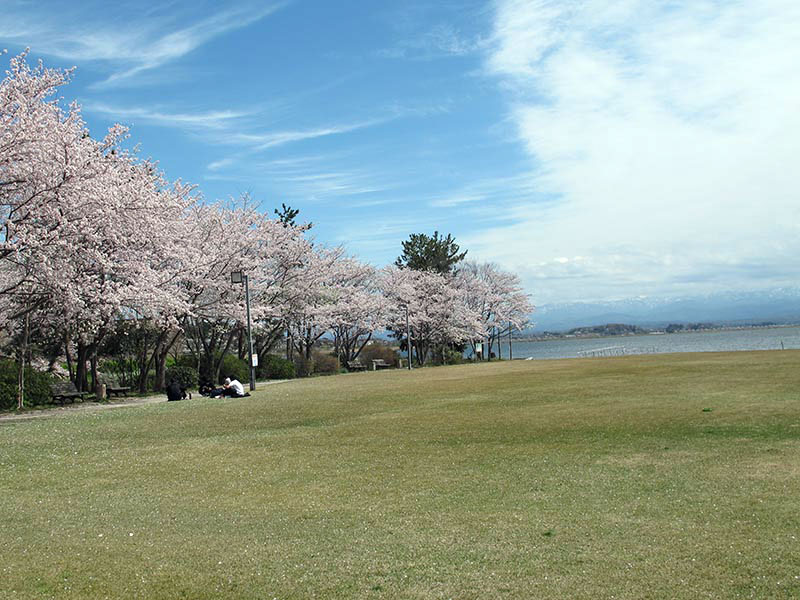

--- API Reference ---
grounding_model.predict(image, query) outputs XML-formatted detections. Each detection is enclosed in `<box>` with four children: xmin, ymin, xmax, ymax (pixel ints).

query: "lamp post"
<box><xmin>231</xmin><ymin>270</ymin><xmax>256</xmax><ymax>391</ymax></box>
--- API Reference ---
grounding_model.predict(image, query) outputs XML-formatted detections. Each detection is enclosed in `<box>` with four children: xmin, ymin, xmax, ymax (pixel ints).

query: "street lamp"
<box><xmin>231</xmin><ymin>270</ymin><xmax>256</xmax><ymax>391</ymax></box>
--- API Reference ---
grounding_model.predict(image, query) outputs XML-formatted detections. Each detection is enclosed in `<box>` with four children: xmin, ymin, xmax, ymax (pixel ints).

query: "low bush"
<box><xmin>220</xmin><ymin>354</ymin><xmax>249</xmax><ymax>385</ymax></box>
<box><xmin>0</xmin><ymin>360</ymin><xmax>54</xmax><ymax>410</ymax></box>
<box><xmin>293</xmin><ymin>355</ymin><xmax>314</xmax><ymax>378</ymax></box>
<box><xmin>312</xmin><ymin>351</ymin><xmax>339</xmax><ymax>376</ymax></box>
<box><xmin>98</xmin><ymin>358</ymin><xmax>138</xmax><ymax>388</ymax></box>
<box><xmin>443</xmin><ymin>348</ymin><xmax>467</xmax><ymax>365</ymax></box>
<box><xmin>172</xmin><ymin>354</ymin><xmax>198</xmax><ymax>370</ymax></box>
<box><xmin>257</xmin><ymin>354</ymin><xmax>295</xmax><ymax>380</ymax></box>
<box><xmin>165</xmin><ymin>366</ymin><xmax>198</xmax><ymax>390</ymax></box>
<box><xmin>358</xmin><ymin>343</ymin><xmax>399</xmax><ymax>367</ymax></box>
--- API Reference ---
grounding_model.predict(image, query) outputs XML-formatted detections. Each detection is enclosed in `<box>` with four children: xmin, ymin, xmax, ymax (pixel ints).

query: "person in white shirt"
<box><xmin>222</xmin><ymin>377</ymin><xmax>246</xmax><ymax>397</ymax></box>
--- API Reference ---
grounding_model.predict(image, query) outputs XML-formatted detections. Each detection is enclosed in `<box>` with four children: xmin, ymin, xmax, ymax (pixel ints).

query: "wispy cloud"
<box><xmin>86</xmin><ymin>102</ymin><xmax>254</xmax><ymax>130</ymax></box>
<box><xmin>230</xmin><ymin>116</ymin><xmax>394</xmax><ymax>150</ymax></box>
<box><xmin>0</xmin><ymin>1</ymin><xmax>285</xmax><ymax>87</ymax></box>
<box><xmin>380</xmin><ymin>23</ymin><xmax>487</xmax><ymax>60</ymax></box>
<box><xmin>476</xmin><ymin>0</ymin><xmax>800</xmax><ymax>303</ymax></box>
<box><xmin>204</xmin><ymin>150</ymin><xmax>393</xmax><ymax>202</ymax></box>
<box><xmin>428</xmin><ymin>173</ymin><xmax>540</xmax><ymax>210</ymax></box>
<box><xmin>207</xmin><ymin>158</ymin><xmax>236</xmax><ymax>172</ymax></box>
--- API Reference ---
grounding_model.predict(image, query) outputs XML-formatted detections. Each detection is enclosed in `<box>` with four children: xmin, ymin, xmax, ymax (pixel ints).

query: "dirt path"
<box><xmin>0</xmin><ymin>380</ymin><xmax>290</xmax><ymax>424</ymax></box>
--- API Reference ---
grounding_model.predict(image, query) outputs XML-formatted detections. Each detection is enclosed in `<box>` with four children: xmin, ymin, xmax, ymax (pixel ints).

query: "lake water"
<box><xmin>490</xmin><ymin>326</ymin><xmax>800</xmax><ymax>360</ymax></box>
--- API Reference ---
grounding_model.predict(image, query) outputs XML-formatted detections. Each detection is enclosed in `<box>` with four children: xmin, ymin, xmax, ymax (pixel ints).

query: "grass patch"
<box><xmin>2</xmin><ymin>351</ymin><xmax>799</xmax><ymax>598</ymax></box>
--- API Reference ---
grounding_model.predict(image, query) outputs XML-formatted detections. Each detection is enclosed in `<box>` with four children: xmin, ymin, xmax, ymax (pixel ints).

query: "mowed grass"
<box><xmin>2</xmin><ymin>351</ymin><xmax>799</xmax><ymax>599</ymax></box>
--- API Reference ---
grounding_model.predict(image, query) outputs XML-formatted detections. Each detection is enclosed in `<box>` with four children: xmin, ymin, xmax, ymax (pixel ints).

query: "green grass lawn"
<box><xmin>2</xmin><ymin>351</ymin><xmax>799</xmax><ymax>599</ymax></box>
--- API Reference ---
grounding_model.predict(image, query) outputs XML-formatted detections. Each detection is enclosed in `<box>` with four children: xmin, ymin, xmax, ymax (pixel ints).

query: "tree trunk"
<box><xmin>16</xmin><ymin>313</ymin><xmax>29</xmax><ymax>410</ymax></box>
<box><xmin>64</xmin><ymin>333</ymin><xmax>75</xmax><ymax>381</ymax></box>
<box><xmin>153</xmin><ymin>330</ymin><xmax>180</xmax><ymax>391</ymax></box>
<box><xmin>75</xmin><ymin>341</ymin><xmax>90</xmax><ymax>391</ymax></box>
<box><xmin>90</xmin><ymin>351</ymin><xmax>99</xmax><ymax>394</ymax></box>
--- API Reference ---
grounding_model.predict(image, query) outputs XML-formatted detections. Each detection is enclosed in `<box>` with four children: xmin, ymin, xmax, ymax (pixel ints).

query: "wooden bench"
<box><xmin>371</xmin><ymin>359</ymin><xmax>392</xmax><ymax>371</ymax></box>
<box><xmin>50</xmin><ymin>380</ymin><xmax>89</xmax><ymax>405</ymax></box>
<box><xmin>101</xmin><ymin>376</ymin><xmax>131</xmax><ymax>397</ymax></box>
<box><xmin>347</xmin><ymin>360</ymin><xmax>367</xmax><ymax>372</ymax></box>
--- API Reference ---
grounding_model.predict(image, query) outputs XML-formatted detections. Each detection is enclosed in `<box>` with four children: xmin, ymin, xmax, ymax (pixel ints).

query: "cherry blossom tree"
<box><xmin>455</xmin><ymin>261</ymin><xmax>534</xmax><ymax>359</ymax></box>
<box><xmin>0</xmin><ymin>51</ymin><xmax>122</xmax><ymax>303</ymax></box>
<box><xmin>381</xmin><ymin>266</ymin><xmax>482</xmax><ymax>366</ymax></box>
<box><xmin>283</xmin><ymin>245</ymin><xmax>349</xmax><ymax>364</ymax></box>
<box><xmin>327</xmin><ymin>259</ymin><xmax>387</xmax><ymax>364</ymax></box>
<box><xmin>0</xmin><ymin>51</ymin><xmax>197</xmax><ymax>391</ymax></box>
<box><xmin>179</xmin><ymin>196</ymin><xmax>314</xmax><ymax>384</ymax></box>
<box><xmin>19</xmin><ymin>147</ymin><xmax>195</xmax><ymax>390</ymax></box>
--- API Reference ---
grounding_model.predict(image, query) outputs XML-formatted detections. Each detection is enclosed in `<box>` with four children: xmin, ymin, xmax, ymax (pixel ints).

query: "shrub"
<box><xmin>165</xmin><ymin>366</ymin><xmax>198</xmax><ymax>391</ymax></box>
<box><xmin>312</xmin><ymin>351</ymin><xmax>339</xmax><ymax>376</ymax></box>
<box><xmin>98</xmin><ymin>358</ymin><xmax>138</xmax><ymax>388</ymax></box>
<box><xmin>219</xmin><ymin>354</ymin><xmax>249</xmax><ymax>385</ymax></box>
<box><xmin>257</xmin><ymin>354</ymin><xmax>295</xmax><ymax>380</ymax></box>
<box><xmin>0</xmin><ymin>360</ymin><xmax>54</xmax><ymax>410</ymax></box>
<box><xmin>293</xmin><ymin>355</ymin><xmax>314</xmax><ymax>378</ymax></box>
<box><xmin>172</xmin><ymin>354</ymin><xmax>198</xmax><ymax>370</ymax></box>
<box><xmin>443</xmin><ymin>348</ymin><xmax>466</xmax><ymax>365</ymax></box>
<box><xmin>358</xmin><ymin>343</ymin><xmax>399</xmax><ymax>367</ymax></box>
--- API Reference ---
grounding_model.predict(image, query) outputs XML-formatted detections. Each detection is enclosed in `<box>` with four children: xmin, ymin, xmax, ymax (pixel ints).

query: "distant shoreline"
<box><xmin>517</xmin><ymin>322</ymin><xmax>800</xmax><ymax>343</ymax></box>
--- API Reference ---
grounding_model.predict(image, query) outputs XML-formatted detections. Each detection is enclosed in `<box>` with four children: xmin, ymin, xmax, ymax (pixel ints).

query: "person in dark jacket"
<box><xmin>166</xmin><ymin>379</ymin><xmax>184</xmax><ymax>402</ymax></box>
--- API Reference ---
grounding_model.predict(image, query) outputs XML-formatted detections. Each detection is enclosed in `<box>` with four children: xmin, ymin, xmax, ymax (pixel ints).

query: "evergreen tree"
<box><xmin>395</xmin><ymin>231</ymin><xmax>467</xmax><ymax>275</ymax></box>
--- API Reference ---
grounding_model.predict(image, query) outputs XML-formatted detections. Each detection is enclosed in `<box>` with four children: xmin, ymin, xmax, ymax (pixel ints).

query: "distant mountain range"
<box><xmin>527</xmin><ymin>288</ymin><xmax>800</xmax><ymax>333</ymax></box>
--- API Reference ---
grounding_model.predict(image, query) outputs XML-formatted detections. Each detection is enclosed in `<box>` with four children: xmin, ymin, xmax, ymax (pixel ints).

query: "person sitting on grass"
<box><xmin>166</xmin><ymin>379</ymin><xmax>184</xmax><ymax>402</ymax></box>
<box><xmin>221</xmin><ymin>376</ymin><xmax>246</xmax><ymax>398</ymax></box>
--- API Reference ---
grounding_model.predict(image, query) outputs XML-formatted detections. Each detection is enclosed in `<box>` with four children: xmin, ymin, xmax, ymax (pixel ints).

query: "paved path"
<box><xmin>0</xmin><ymin>380</ymin><xmax>290</xmax><ymax>424</ymax></box>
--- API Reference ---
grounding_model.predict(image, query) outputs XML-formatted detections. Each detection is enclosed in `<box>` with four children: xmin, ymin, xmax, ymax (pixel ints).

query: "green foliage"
<box><xmin>98</xmin><ymin>358</ymin><xmax>137</xmax><ymax>387</ymax></box>
<box><xmin>257</xmin><ymin>354</ymin><xmax>296</xmax><ymax>380</ymax></box>
<box><xmin>358</xmin><ymin>343</ymin><xmax>399</xmax><ymax>366</ymax></box>
<box><xmin>395</xmin><ymin>230</ymin><xmax>467</xmax><ymax>274</ymax></box>
<box><xmin>220</xmin><ymin>354</ymin><xmax>249</xmax><ymax>385</ymax></box>
<box><xmin>293</xmin><ymin>355</ymin><xmax>314</xmax><ymax>378</ymax></box>
<box><xmin>172</xmin><ymin>354</ymin><xmax>198</xmax><ymax>370</ymax></box>
<box><xmin>165</xmin><ymin>366</ymin><xmax>198</xmax><ymax>390</ymax></box>
<box><xmin>443</xmin><ymin>348</ymin><xmax>466</xmax><ymax>365</ymax></box>
<box><xmin>274</xmin><ymin>203</ymin><xmax>309</xmax><ymax>228</ymax></box>
<box><xmin>311</xmin><ymin>351</ymin><xmax>339</xmax><ymax>376</ymax></box>
<box><xmin>0</xmin><ymin>360</ymin><xmax>53</xmax><ymax>409</ymax></box>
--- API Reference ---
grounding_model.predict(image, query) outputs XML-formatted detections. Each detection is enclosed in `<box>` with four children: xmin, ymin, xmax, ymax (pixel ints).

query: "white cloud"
<box><xmin>380</xmin><ymin>23</ymin><xmax>487</xmax><ymax>60</ymax></box>
<box><xmin>477</xmin><ymin>0</ymin><xmax>800</xmax><ymax>303</ymax></box>
<box><xmin>0</xmin><ymin>1</ymin><xmax>284</xmax><ymax>87</ymax></box>
<box><xmin>230</xmin><ymin>116</ymin><xmax>395</xmax><ymax>150</ymax></box>
<box><xmin>207</xmin><ymin>158</ymin><xmax>236</xmax><ymax>171</ymax></box>
<box><xmin>86</xmin><ymin>103</ymin><xmax>253</xmax><ymax>130</ymax></box>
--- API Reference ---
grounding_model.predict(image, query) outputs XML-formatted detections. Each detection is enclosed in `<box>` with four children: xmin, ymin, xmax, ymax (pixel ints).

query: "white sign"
<box><xmin>251</xmin><ymin>354</ymin><xmax>259</xmax><ymax>367</ymax></box>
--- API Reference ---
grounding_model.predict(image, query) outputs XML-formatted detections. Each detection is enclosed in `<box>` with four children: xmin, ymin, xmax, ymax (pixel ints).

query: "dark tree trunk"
<box><xmin>75</xmin><ymin>341</ymin><xmax>90</xmax><ymax>391</ymax></box>
<box><xmin>64</xmin><ymin>333</ymin><xmax>75</xmax><ymax>381</ymax></box>
<box><xmin>153</xmin><ymin>330</ymin><xmax>180</xmax><ymax>391</ymax></box>
<box><xmin>16</xmin><ymin>313</ymin><xmax>29</xmax><ymax>410</ymax></box>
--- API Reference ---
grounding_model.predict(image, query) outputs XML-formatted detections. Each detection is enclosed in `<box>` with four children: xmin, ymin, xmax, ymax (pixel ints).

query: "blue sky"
<box><xmin>3</xmin><ymin>0</ymin><xmax>799</xmax><ymax>305</ymax></box>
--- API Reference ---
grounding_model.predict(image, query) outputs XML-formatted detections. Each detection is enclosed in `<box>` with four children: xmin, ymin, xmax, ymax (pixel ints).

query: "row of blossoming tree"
<box><xmin>0</xmin><ymin>51</ymin><xmax>533</xmax><ymax>405</ymax></box>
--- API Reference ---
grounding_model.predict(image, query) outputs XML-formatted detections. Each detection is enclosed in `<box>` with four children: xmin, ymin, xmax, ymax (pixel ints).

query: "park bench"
<box><xmin>371</xmin><ymin>359</ymin><xmax>392</xmax><ymax>371</ymax></box>
<box><xmin>100</xmin><ymin>375</ymin><xmax>131</xmax><ymax>397</ymax></box>
<box><xmin>50</xmin><ymin>380</ymin><xmax>89</xmax><ymax>405</ymax></box>
<box><xmin>347</xmin><ymin>360</ymin><xmax>367</xmax><ymax>372</ymax></box>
